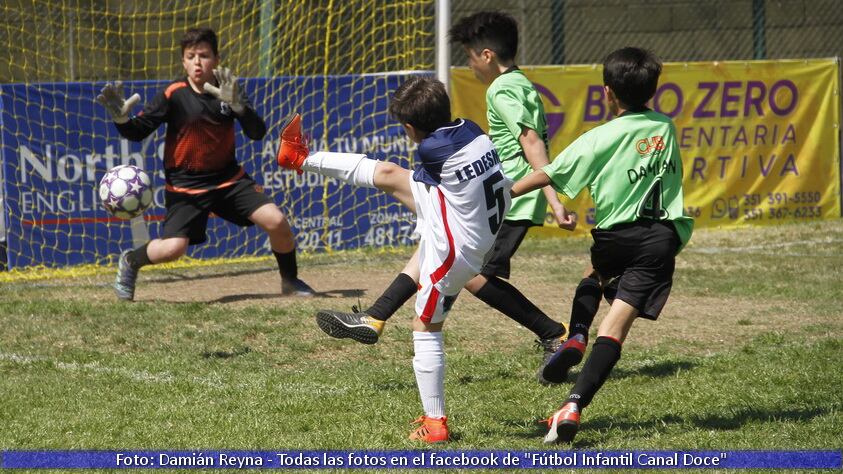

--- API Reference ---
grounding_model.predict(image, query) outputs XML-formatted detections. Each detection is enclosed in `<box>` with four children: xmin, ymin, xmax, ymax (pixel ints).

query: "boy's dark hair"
<box><xmin>181</xmin><ymin>27</ymin><xmax>219</xmax><ymax>56</ymax></box>
<box><xmin>449</xmin><ymin>11</ymin><xmax>518</xmax><ymax>62</ymax></box>
<box><xmin>602</xmin><ymin>47</ymin><xmax>662</xmax><ymax>109</ymax></box>
<box><xmin>388</xmin><ymin>76</ymin><xmax>451</xmax><ymax>134</ymax></box>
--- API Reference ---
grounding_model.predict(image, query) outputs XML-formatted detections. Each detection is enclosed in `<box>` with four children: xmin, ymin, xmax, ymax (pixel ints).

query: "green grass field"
<box><xmin>1</xmin><ymin>220</ymin><xmax>841</xmax><ymax>469</ymax></box>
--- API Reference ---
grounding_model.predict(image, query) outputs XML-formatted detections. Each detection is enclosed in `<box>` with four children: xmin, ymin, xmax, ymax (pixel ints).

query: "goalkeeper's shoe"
<box><xmin>541</xmin><ymin>333</ymin><xmax>587</xmax><ymax>384</ymax></box>
<box><xmin>409</xmin><ymin>416</ymin><xmax>449</xmax><ymax>443</ymax></box>
<box><xmin>114</xmin><ymin>249</ymin><xmax>138</xmax><ymax>301</ymax></box>
<box><xmin>282</xmin><ymin>278</ymin><xmax>316</xmax><ymax>297</ymax></box>
<box><xmin>542</xmin><ymin>402</ymin><xmax>580</xmax><ymax>444</ymax></box>
<box><xmin>276</xmin><ymin>113</ymin><xmax>308</xmax><ymax>173</ymax></box>
<box><xmin>315</xmin><ymin>310</ymin><xmax>385</xmax><ymax>344</ymax></box>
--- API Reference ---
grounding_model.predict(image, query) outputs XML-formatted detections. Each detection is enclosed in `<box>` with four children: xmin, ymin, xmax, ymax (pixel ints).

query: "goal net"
<box><xmin>0</xmin><ymin>0</ymin><xmax>434</xmax><ymax>271</ymax></box>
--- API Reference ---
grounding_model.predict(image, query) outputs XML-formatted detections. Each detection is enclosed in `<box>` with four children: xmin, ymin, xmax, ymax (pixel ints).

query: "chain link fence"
<box><xmin>3</xmin><ymin>1</ymin><xmax>841</xmax><ymax>84</ymax></box>
<box><xmin>451</xmin><ymin>0</ymin><xmax>843</xmax><ymax>66</ymax></box>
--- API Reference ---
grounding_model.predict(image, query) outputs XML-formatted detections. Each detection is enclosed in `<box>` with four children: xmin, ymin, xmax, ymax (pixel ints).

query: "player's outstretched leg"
<box><xmin>318</xmin><ymin>250</ymin><xmax>419</xmax><ymax>344</ymax></box>
<box><xmin>315</xmin><ymin>310</ymin><xmax>385</xmax><ymax>344</ymax></box>
<box><xmin>114</xmin><ymin>249</ymin><xmax>139</xmax><ymax>301</ymax></box>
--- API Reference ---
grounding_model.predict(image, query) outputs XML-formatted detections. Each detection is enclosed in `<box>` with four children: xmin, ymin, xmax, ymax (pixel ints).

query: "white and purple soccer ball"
<box><xmin>98</xmin><ymin>165</ymin><xmax>153</xmax><ymax>219</ymax></box>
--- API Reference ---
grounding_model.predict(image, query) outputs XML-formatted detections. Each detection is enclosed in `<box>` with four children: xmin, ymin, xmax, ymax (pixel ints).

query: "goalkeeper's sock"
<box><xmin>474</xmin><ymin>276</ymin><xmax>567</xmax><ymax>339</ymax></box>
<box><xmin>274</xmin><ymin>249</ymin><xmax>298</xmax><ymax>281</ymax></box>
<box><xmin>566</xmin><ymin>336</ymin><xmax>622</xmax><ymax>409</ymax></box>
<box><xmin>303</xmin><ymin>151</ymin><xmax>377</xmax><ymax>188</ymax></box>
<box><xmin>366</xmin><ymin>272</ymin><xmax>417</xmax><ymax>321</ymax></box>
<box><xmin>413</xmin><ymin>331</ymin><xmax>446</xmax><ymax>419</ymax></box>
<box><xmin>569</xmin><ymin>277</ymin><xmax>602</xmax><ymax>338</ymax></box>
<box><xmin>127</xmin><ymin>243</ymin><xmax>151</xmax><ymax>270</ymax></box>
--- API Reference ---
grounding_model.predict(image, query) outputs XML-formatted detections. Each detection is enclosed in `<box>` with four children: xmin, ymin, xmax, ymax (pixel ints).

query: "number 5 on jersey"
<box><xmin>483</xmin><ymin>170</ymin><xmax>507</xmax><ymax>233</ymax></box>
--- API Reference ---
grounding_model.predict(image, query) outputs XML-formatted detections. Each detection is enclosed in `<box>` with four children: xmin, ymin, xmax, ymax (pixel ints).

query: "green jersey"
<box><xmin>542</xmin><ymin>109</ymin><xmax>693</xmax><ymax>250</ymax></box>
<box><xmin>486</xmin><ymin>67</ymin><xmax>547</xmax><ymax>224</ymax></box>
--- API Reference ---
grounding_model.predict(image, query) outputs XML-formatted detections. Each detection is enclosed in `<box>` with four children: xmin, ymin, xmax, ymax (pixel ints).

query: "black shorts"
<box><xmin>480</xmin><ymin>220</ymin><xmax>537</xmax><ymax>279</ymax></box>
<box><xmin>162</xmin><ymin>176</ymin><xmax>274</xmax><ymax>245</ymax></box>
<box><xmin>590</xmin><ymin>220</ymin><xmax>680</xmax><ymax>320</ymax></box>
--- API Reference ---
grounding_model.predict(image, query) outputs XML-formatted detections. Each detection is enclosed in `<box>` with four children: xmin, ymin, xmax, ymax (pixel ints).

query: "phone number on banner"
<box><xmin>686</xmin><ymin>191</ymin><xmax>826</xmax><ymax>222</ymax></box>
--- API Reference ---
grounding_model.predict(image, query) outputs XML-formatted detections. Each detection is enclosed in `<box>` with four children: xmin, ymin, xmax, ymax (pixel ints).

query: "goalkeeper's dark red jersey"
<box><xmin>115</xmin><ymin>79</ymin><xmax>266</xmax><ymax>194</ymax></box>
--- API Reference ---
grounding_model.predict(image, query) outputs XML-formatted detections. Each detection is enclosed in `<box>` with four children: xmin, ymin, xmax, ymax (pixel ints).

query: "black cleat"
<box><xmin>315</xmin><ymin>310</ymin><xmax>385</xmax><ymax>345</ymax></box>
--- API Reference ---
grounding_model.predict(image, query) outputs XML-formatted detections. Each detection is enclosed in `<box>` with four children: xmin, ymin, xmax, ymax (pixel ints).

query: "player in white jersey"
<box><xmin>409</xmin><ymin>119</ymin><xmax>511</xmax><ymax>323</ymax></box>
<box><xmin>276</xmin><ymin>76</ymin><xmax>511</xmax><ymax>443</ymax></box>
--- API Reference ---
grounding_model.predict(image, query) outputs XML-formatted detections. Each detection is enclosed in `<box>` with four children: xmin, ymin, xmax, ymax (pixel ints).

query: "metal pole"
<box><xmin>259</xmin><ymin>0</ymin><xmax>274</xmax><ymax>77</ymax></box>
<box><xmin>67</xmin><ymin>11</ymin><xmax>76</xmax><ymax>81</ymax></box>
<box><xmin>838</xmin><ymin>57</ymin><xmax>842</xmax><ymax>217</ymax></box>
<box><xmin>551</xmin><ymin>0</ymin><xmax>566</xmax><ymax>64</ymax></box>
<box><xmin>436</xmin><ymin>0</ymin><xmax>450</xmax><ymax>91</ymax></box>
<box><xmin>752</xmin><ymin>0</ymin><xmax>766</xmax><ymax>60</ymax></box>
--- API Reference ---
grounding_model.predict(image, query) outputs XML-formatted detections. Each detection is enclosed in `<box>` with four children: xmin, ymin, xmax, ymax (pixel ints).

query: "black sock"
<box><xmin>365</xmin><ymin>273</ymin><xmax>417</xmax><ymax>321</ymax></box>
<box><xmin>570</xmin><ymin>277</ymin><xmax>602</xmax><ymax>338</ymax></box>
<box><xmin>274</xmin><ymin>249</ymin><xmax>297</xmax><ymax>282</ymax></box>
<box><xmin>127</xmin><ymin>243</ymin><xmax>151</xmax><ymax>270</ymax></box>
<box><xmin>567</xmin><ymin>336</ymin><xmax>622</xmax><ymax>409</ymax></box>
<box><xmin>474</xmin><ymin>276</ymin><xmax>567</xmax><ymax>339</ymax></box>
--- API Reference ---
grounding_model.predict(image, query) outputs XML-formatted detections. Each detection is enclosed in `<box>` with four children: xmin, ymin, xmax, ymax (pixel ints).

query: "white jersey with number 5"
<box><xmin>409</xmin><ymin>119</ymin><xmax>512</xmax><ymax>324</ymax></box>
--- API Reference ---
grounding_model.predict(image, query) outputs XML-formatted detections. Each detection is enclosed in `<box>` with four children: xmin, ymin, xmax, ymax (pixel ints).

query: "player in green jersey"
<box><xmin>451</xmin><ymin>11</ymin><xmax>577</xmax><ymax>383</ymax></box>
<box><xmin>511</xmin><ymin>47</ymin><xmax>693</xmax><ymax>443</ymax></box>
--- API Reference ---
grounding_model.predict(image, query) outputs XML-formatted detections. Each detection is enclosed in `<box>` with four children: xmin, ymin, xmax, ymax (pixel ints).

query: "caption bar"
<box><xmin>1</xmin><ymin>450</ymin><xmax>841</xmax><ymax>469</ymax></box>
<box><xmin>0</xmin><ymin>451</ymin><xmax>843</xmax><ymax>469</ymax></box>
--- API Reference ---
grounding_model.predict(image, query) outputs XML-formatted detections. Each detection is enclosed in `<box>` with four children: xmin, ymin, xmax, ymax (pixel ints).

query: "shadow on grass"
<box><xmin>549</xmin><ymin>359</ymin><xmax>700</xmax><ymax>385</ymax></box>
<box><xmin>565</xmin><ymin>406</ymin><xmax>830</xmax><ymax>448</ymax></box>
<box><xmin>504</xmin><ymin>404</ymin><xmax>831</xmax><ymax>446</ymax></box>
<box><xmin>144</xmin><ymin>288</ymin><xmax>365</xmax><ymax>304</ymax></box>
<box><xmin>146</xmin><ymin>267</ymin><xmax>274</xmax><ymax>283</ymax></box>
<box><xmin>208</xmin><ymin>288</ymin><xmax>365</xmax><ymax>303</ymax></box>
<box><xmin>202</xmin><ymin>346</ymin><xmax>252</xmax><ymax>359</ymax></box>
<box><xmin>610</xmin><ymin>359</ymin><xmax>699</xmax><ymax>380</ymax></box>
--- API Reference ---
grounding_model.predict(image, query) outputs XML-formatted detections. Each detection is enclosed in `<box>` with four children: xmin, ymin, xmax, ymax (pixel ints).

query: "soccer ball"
<box><xmin>99</xmin><ymin>165</ymin><xmax>153</xmax><ymax>219</ymax></box>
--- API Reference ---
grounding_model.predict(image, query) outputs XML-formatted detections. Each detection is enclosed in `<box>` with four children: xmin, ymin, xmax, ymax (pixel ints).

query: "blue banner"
<box><xmin>1</xmin><ymin>450</ymin><xmax>840</xmax><ymax>469</ymax></box>
<box><xmin>0</xmin><ymin>74</ymin><xmax>424</xmax><ymax>269</ymax></box>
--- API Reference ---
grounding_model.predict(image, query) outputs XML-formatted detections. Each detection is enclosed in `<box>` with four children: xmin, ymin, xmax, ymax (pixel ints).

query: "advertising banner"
<box><xmin>451</xmin><ymin>59</ymin><xmax>841</xmax><ymax>233</ymax></box>
<box><xmin>0</xmin><ymin>74</ymin><xmax>420</xmax><ymax>269</ymax></box>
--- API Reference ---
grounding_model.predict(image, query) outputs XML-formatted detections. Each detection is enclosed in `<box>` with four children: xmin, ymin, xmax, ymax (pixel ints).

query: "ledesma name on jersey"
<box><xmin>455</xmin><ymin>148</ymin><xmax>501</xmax><ymax>183</ymax></box>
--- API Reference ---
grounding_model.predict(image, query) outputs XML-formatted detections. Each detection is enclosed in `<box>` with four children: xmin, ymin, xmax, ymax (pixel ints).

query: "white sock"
<box><xmin>302</xmin><ymin>151</ymin><xmax>377</xmax><ymax>188</ymax></box>
<box><xmin>413</xmin><ymin>331</ymin><xmax>446</xmax><ymax>419</ymax></box>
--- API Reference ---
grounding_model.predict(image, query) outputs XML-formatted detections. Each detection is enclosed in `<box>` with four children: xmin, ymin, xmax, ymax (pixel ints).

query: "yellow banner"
<box><xmin>451</xmin><ymin>59</ymin><xmax>841</xmax><ymax>233</ymax></box>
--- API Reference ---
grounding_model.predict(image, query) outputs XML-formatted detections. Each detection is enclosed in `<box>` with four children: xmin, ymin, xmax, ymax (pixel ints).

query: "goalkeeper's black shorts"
<box><xmin>161</xmin><ymin>174</ymin><xmax>273</xmax><ymax>245</ymax></box>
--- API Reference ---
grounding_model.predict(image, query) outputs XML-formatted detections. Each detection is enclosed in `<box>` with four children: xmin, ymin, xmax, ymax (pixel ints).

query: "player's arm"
<box><xmin>511</xmin><ymin>168</ymin><xmax>551</xmax><ymax>197</ymax></box>
<box><xmin>204</xmin><ymin>67</ymin><xmax>267</xmax><ymax>140</ymax></box>
<box><xmin>519</xmin><ymin>128</ymin><xmax>576</xmax><ymax>230</ymax></box>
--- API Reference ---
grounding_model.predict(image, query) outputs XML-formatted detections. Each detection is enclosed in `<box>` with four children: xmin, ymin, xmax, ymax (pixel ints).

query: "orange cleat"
<box><xmin>409</xmin><ymin>415</ymin><xmax>449</xmax><ymax>443</ymax></box>
<box><xmin>276</xmin><ymin>113</ymin><xmax>309</xmax><ymax>173</ymax></box>
<box><xmin>542</xmin><ymin>402</ymin><xmax>580</xmax><ymax>444</ymax></box>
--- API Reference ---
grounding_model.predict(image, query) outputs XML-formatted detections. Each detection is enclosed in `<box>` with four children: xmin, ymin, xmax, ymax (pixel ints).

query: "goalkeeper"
<box><xmin>96</xmin><ymin>27</ymin><xmax>313</xmax><ymax>301</ymax></box>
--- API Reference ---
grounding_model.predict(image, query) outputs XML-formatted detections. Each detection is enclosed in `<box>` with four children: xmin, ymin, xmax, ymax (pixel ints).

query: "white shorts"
<box><xmin>410</xmin><ymin>178</ymin><xmax>494</xmax><ymax>324</ymax></box>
